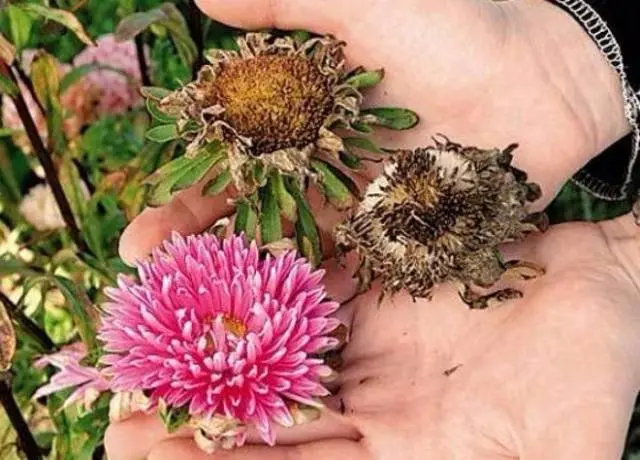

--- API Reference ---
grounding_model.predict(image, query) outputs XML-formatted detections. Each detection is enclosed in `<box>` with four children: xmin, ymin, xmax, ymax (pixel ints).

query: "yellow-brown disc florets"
<box><xmin>206</xmin><ymin>55</ymin><xmax>335</xmax><ymax>155</ymax></box>
<box><xmin>335</xmin><ymin>137</ymin><xmax>548</xmax><ymax>309</ymax></box>
<box><xmin>155</xmin><ymin>33</ymin><xmax>380</xmax><ymax>196</ymax></box>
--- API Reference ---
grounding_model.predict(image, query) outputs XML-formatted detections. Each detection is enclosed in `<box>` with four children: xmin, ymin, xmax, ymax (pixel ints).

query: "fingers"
<box><xmin>149</xmin><ymin>438</ymin><xmax>368</xmax><ymax>460</ymax></box>
<box><xmin>105</xmin><ymin>405</ymin><xmax>360</xmax><ymax>460</ymax></box>
<box><xmin>104</xmin><ymin>413</ymin><xmax>192</xmax><ymax>460</ymax></box>
<box><xmin>195</xmin><ymin>0</ymin><xmax>352</xmax><ymax>32</ymax></box>
<box><xmin>119</xmin><ymin>180</ymin><xmax>235</xmax><ymax>264</ymax></box>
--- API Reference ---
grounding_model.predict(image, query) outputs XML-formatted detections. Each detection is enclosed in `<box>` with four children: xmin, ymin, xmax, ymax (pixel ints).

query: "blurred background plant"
<box><xmin>0</xmin><ymin>1</ymin><xmax>637</xmax><ymax>459</ymax></box>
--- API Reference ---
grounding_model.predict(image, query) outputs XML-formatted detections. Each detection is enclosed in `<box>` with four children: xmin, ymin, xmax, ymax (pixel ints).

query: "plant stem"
<box><xmin>0</xmin><ymin>374</ymin><xmax>42</xmax><ymax>460</ymax></box>
<box><xmin>0</xmin><ymin>292</ymin><xmax>56</xmax><ymax>353</ymax></box>
<box><xmin>0</xmin><ymin>61</ymin><xmax>87</xmax><ymax>254</ymax></box>
<box><xmin>186</xmin><ymin>0</ymin><xmax>204</xmax><ymax>76</ymax></box>
<box><xmin>13</xmin><ymin>63</ymin><xmax>45</xmax><ymax>117</ymax></box>
<box><xmin>134</xmin><ymin>34</ymin><xmax>151</xmax><ymax>87</ymax></box>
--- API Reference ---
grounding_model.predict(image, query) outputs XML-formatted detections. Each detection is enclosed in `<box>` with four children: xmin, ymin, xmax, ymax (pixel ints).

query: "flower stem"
<box><xmin>0</xmin><ymin>292</ymin><xmax>56</xmax><ymax>353</ymax></box>
<box><xmin>185</xmin><ymin>0</ymin><xmax>204</xmax><ymax>76</ymax></box>
<box><xmin>0</xmin><ymin>61</ymin><xmax>87</xmax><ymax>254</ymax></box>
<box><xmin>13</xmin><ymin>63</ymin><xmax>46</xmax><ymax>117</ymax></box>
<box><xmin>134</xmin><ymin>34</ymin><xmax>151</xmax><ymax>87</ymax></box>
<box><xmin>0</xmin><ymin>374</ymin><xmax>42</xmax><ymax>460</ymax></box>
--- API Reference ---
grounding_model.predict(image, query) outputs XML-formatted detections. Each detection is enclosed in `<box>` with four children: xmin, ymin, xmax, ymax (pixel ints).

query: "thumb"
<box><xmin>195</xmin><ymin>0</ymin><xmax>353</xmax><ymax>32</ymax></box>
<box><xmin>148</xmin><ymin>438</ymin><xmax>369</xmax><ymax>460</ymax></box>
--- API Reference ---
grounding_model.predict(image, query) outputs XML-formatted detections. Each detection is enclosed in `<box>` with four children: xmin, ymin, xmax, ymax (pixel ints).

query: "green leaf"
<box><xmin>235</xmin><ymin>197</ymin><xmax>258</xmax><ymax>241</ymax></box>
<box><xmin>6</xmin><ymin>5</ymin><xmax>33</xmax><ymax>53</ymax></box>
<box><xmin>0</xmin><ymin>74</ymin><xmax>19</xmax><ymax>97</ymax></box>
<box><xmin>202</xmin><ymin>167</ymin><xmax>232</xmax><ymax>196</ymax></box>
<box><xmin>146</xmin><ymin>98</ymin><xmax>176</xmax><ymax>124</ymax></box>
<box><xmin>285</xmin><ymin>179</ymin><xmax>322</xmax><ymax>266</ymax></box>
<box><xmin>59</xmin><ymin>63</ymin><xmax>135</xmax><ymax>94</ymax></box>
<box><xmin>311</xmin><ymin>160</ymin><xmax>355</xmax><ymax>210</ymax></box>
<box><xmin>343</xmin><ymin>136</ymin><xmax>384</xmax><ymax>154</ymax></box>
<box><xmin>145</xmin><ymin>143</ymin><xmax>225</xmax><ymax>206</ymax></box>
<box><xmin>0</xmin><ymin>128</ymin><xmax>20</xmax><ymax>138</ymax></box>
<box><xmin>18</xmin><ymin>4</ymin><xmax>94</xmax><ymax>46</ymax></box>
<box><xmin>339</xmin><ymin>150</ymin><xmax>362</xmax><ymax>169</ymax></box>
<box><xmin>115</xmin><ymin>3</ymin><xmax>197</xmax><ymax>67</ymax></box>
<box><xmin>362</xmin><ymin>107</ymin><xmax>420</xmax><ymax>130</ymax></box>
<box><xmin>146</xmin><ymin>124</ymin><xmax>179</xmax><ymax>143</ymax></box>
<box><xmin>272</xmin><ymin>172</ymin><xmax>296</xmax><ymax>221</ymax></box>
<box><xmin>350</xmin><ymin>122</ymin><xmax>373</xmax><ymax>134</ymax></box>
<box><xmin>0</xmin><ymin>33</ymin><xmax>16</xmax><ymax>65</ymax></box>
<box><xmin>31</xmin><ymin>52</ymin><xmax>65</xmax><ymax>153</ymax></box>
<box><xmin>158</xmin><ymin>400</ymin><xmax>190</xmax><ymax>434</ymax></box>
<box><xmin>141</xmin><ymin>86</ymin><xmax>172</xmax><ymax>100</ymax></box>
<box><xmin>0</xmin><ymin>299</ymin><xmax>16</xmax><ymax>372</ymax></box>
<box><xmin>260</xmin><ymin>176</ymin><xmax>282</xmax><ymax>244</ymax></box>
<box><xmin>345</xmin><ymin>69</ymin><xmax>385</xmax><ymax>89</ymax></box>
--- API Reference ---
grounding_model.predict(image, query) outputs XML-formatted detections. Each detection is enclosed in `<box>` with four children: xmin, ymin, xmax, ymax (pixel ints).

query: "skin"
<box><xmin>107</xmin><ymin>0</ymin><xmax>638</xmax><ymax>458</ymax></box>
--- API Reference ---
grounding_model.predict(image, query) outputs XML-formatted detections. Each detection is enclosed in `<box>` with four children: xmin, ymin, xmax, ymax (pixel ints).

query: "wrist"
<box><xmin>511</xmin><ymin>0</ymin><xmax>630</xmax><ymax>159</ymax></box>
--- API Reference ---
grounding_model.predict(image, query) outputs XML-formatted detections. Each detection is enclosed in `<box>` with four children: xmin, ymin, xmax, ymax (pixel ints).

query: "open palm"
<box><xmin>106</xmin><ymin>215</ymin><xmax>640</xmax><ymax>459</ymax></box>
<box><xmin>105</xmin><ymin>1</ymin><xmax>638</xmax><ymax>459</ymax></box>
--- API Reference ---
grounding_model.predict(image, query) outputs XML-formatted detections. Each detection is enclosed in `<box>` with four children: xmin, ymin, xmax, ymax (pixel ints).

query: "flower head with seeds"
<box><xmin>143</xmin><ymin>33</ymin><xmax>417</xmax><ymax>263</ymax></box>
<box><xmin>335</xmin><ymin>137</ymin><xmax>548</xmax><ymax>309</ymax></box>
<box><xmin>99</xmin><ymin>233</ymin><xmax>340</xmax><ymax>446</ymax></box>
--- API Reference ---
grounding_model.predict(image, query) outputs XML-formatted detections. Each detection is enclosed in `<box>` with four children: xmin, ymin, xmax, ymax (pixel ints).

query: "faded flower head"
<box><xmin>335</xmin><ymin>138</ymin><xmax>547</xmax><ymax>308</ymax></box>
<box><xmin>20</xmin><ymin>182</ymin><xmax>89</xmax><ymax>231</ymax></box>
<box><xmin>33</xmin><ymin>342</ymin><xmax>110</xmax><ymax>410</ymax></box>
<box><xmin>1</xmin><ymin>50</ymin><xmax>95</xmax><ymax>153</ymax></box>
<box><xmin>99</xmin><ymin>233</ymin><xmax>340</xmax><ymax>446</ymax></box>
<box><xmin>73</xmin><ymin>34</ymin><xmax>144</xmax><ymax>115</ymax></box>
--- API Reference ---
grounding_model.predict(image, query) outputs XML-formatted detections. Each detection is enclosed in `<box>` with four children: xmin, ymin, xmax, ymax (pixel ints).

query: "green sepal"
<box><xmin>141</xmin><ymin>86</ymin><xmax>172</xmax><ymax>101</ymax></box>
<box><xmin>260</xmin><ymin>176</ymin><xmax>283</xmax><ymax>245</ymax></box>
<box><xmin>350</xmin><ymin>122</ymin><xmax>373</xmax><ymax>134</ymax></box>
<box><xmin>235</xmin><ymin>196</ymin><xmax>258</xmax><ymax>241</ymax></box>
<box><xmin>146</xmin><ymin>125</ymin><xmax>179</xmax><ymax>143</ymax></box>
<box><xmin>146</xmin><ymin>98</ymin><xmax>177</xmax><ymax>124</ymax></box>
<box><xmin>202</xmin><ymin>167</ymin><xmax>232</xmax><ymax>196</ymax></box>
<box><xmin>158</xmin><ymin>400</ymin><xmax>190</xmax><ymax>434</ymax></box>
<box><xmin>311</xmin><ymin>160</ymin><xmax>355</xmax><ymax>211</ymax></box>
<box><xmin>145</xmin><ymin>142</ymin><xmax>225</xmax><ymax>206</ymax></box>
<box><xmin>285</xmin><ymin>179</ymin><xmax>322</xmax><ymax>266</ymax></box>
<box><xmin>339</xmin><ymin>150</ymin><xmax>362</xmax><ymax>169</ymax></box>
<box><xmin>361</xmin><ymin>107</ymin><xmax>419</xmax><ymax>130</ymax></box>
<box><xmin>272</xmin><ymin>172</ymin><xmax>296</xmax><ymax>221</ymax></box>
<box><xmin>343</xmin><ymin>137</ymin><xmax>384</xmax><ymax>154</ymax></box>
<box><xmin>345</xmin><ymin>69</ymin><xmax>385</xmax><ymax>89</ymax></box>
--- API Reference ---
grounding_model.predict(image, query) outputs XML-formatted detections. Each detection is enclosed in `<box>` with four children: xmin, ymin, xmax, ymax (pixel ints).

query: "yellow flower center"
<box><xmin>208</xmin><ymin>55</ymin><xmax>334</xmax><ymax>155</ymax></box>
<box><xmin>222</xmin><ymin>315</ymin><xmax>247</xmax><ymax>337</ymax></box>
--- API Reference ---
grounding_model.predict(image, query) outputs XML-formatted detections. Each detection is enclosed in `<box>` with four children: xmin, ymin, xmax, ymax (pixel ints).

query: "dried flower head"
<box><xmin>99</xmin><ymin>233</ymin><xmax>340</xmax><ymax>446</ymax></box>
<box><xmin>335</xmin><ymin>137</ymin><xmax>547</xmax><ymax>309</ymax></box>
<box><xmin>144</xmin><ymin>32</ymin><xmax>417</xmax><ymax>263</ymax></box>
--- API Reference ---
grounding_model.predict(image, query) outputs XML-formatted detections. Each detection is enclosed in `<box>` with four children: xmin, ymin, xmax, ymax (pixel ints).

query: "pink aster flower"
<box><xmin>33</xmin><ymin>342</ymin><xmax>110</xmax><ymax>410</ymax></box>
<box><xmin>99</xmin><ymin>233</ymin><xmax>340</xmax><ymax>446</ymax></box>
<box><xmin>73</xmin><ymin>34</ymin><xmax>144</xmax><ymax>115</ymax></box>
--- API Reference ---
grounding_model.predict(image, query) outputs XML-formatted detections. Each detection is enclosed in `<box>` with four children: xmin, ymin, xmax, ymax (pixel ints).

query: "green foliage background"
<box><xmin>0</xmin><ymin>0</ymin><xmax>638</xmax><ymax>458</ymax></box>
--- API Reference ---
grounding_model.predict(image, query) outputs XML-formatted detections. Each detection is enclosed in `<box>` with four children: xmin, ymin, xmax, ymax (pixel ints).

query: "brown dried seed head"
<box><xmin>206</xmin><ymin>55</ymin><xmax>334</xmax><ymax>155</ymax></box>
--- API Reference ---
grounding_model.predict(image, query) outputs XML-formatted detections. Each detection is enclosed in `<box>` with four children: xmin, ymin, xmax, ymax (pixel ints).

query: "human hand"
<box><xmin>119</xmin><ymin>0</ymin><xmax>631</xmax><ymax>263</ymax></box>
<box><xmin>106</xmin><ymin>213</ymin><xmax>640</xmax><ymax>459</ymax></box>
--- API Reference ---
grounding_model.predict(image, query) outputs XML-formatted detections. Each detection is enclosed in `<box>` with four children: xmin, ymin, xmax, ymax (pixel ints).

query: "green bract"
<box><xmin>142</xmin><ymin>32</ymin><xmax>419</xmax><ymax>264</ymax></box>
